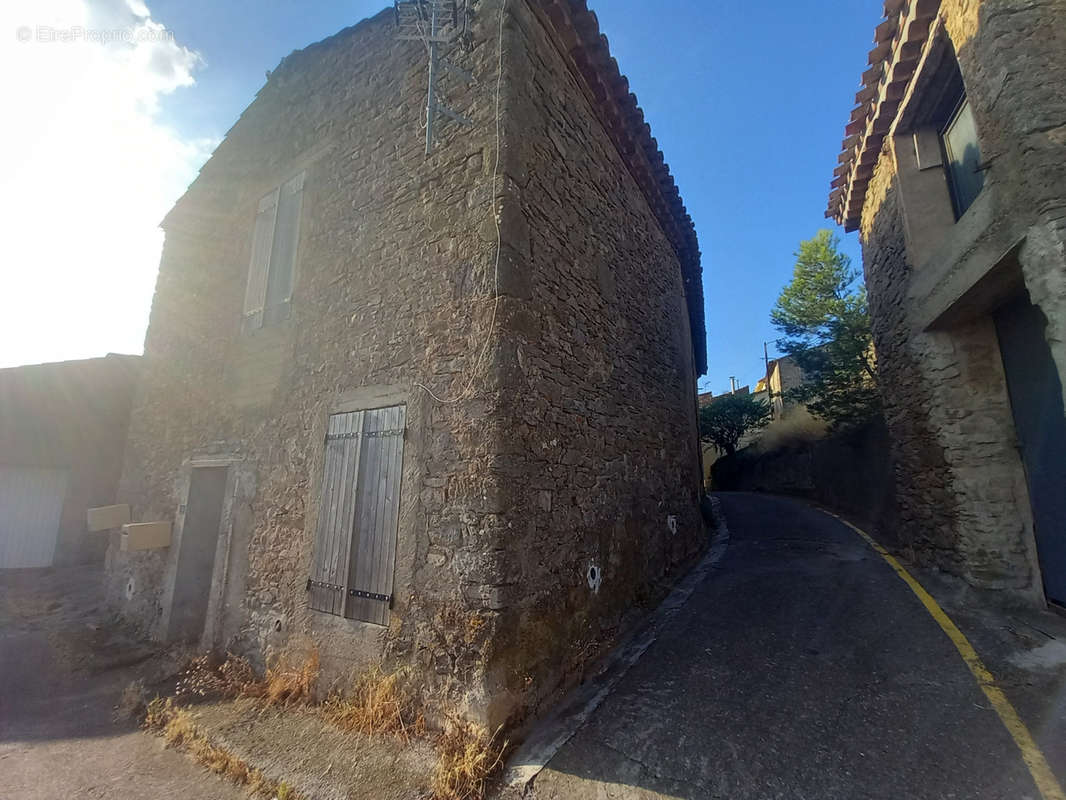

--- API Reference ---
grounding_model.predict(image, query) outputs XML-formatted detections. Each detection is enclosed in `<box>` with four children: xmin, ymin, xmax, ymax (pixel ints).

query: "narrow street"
<box><xmin>530</xmin><ymin>493</ymin><xmax>1066</xmax><ymax>800</ymax></box>
<box><xmin>3</xmin><ymin>494</ymin><xmax>1065</xmax><ymax>799</ymax></box>
<box><xmin>0</xmin><ymin>567</ymin><xmax>246</xmax><ymax>800</ymax></box>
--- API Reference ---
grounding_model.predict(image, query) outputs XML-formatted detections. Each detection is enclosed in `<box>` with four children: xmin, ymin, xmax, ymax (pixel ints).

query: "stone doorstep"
<box><xmin>165</xmin><ymin>697</ymin><xmax>437</xmax><ymax>800</ymax></box>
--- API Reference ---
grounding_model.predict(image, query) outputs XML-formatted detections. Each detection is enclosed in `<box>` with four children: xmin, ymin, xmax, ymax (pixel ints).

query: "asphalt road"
<box><xmin>531</xmin><ymin>492</ymin><xmax>1065</xmax><ymax>800</ymax></box>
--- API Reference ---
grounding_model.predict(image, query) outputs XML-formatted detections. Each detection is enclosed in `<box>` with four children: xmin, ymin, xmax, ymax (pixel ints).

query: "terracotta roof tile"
<box><xmin>826</xmin><ymin>0</ymin><xmax>941</xmax><ymax>230</ymax></box>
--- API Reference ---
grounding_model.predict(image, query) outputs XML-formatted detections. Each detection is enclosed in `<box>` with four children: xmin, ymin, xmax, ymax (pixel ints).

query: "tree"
<box><xmin>771</xmin><ymin>230</ymin><xmax>879</xmax><ymax>428</ymax></box>
<box><xmin>699</xmin><ymin>394</ymin><xmax>770</xmax><ymax>456</ymax></box>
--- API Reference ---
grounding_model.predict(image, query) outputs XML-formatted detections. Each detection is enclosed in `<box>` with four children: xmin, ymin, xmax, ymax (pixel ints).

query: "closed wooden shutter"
<box><xmin>264</xmin><ymin>171</ymin><xmax>305</xmax><ymax>319</ymax></box>
<box><xmin>346</xmin><ymin>405</ymin><xmax>406</xmax><ymax>625</ymax></box>
<box><xmin>243</xmin><ymin>187</ymin><xmax>279</xmax><ymax>330</ymax></box>
<box><xmin>308</xmin><ymin>405</ymin><xmax>406</xmax><ymax>625</ymax></box>
<box><xmin>308</xmin><ymin>411</ymin><xmax>364</xmax><ymax>616</ymax></box>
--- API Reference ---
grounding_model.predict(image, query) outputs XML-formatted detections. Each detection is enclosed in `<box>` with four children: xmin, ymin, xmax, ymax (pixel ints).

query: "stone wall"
<box><xmin>478</xmin><ymin>0</ymin><xmax>706</xmax><ymax>726</ymax></box>
<box><xmin>107</xmin><ymin>0</ymin><xmax>704</xmax><ymax>731</ymax></box>
<box><xmin>711</xmin><ymin>419</ymin><xmax>897</xmax><ymax>540</ymax></box>
<box><xmin>0</xmin><ymin>354</ymin><xmax>139</xmax><ymax>565</ymax></box>
<box><xmin>109</xmin><ymin>4</ymin><xmax>520</xmax><ymax>724</ymax></box>
<box><xmin>855</xmin><ymin>0</ymin><xmax>1066</xmax><ymax>600</ymax></box>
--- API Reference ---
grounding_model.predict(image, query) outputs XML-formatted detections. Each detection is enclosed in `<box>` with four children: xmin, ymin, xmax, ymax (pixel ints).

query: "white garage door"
<box><xmin>0</xmin><ymin>467</ymin><xmax>69</xmax><ymax>568</ymax></box>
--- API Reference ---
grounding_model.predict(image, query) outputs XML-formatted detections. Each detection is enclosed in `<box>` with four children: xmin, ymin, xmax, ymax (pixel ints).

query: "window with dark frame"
<box><xmin>242</xmin><ymin>171</ymin><xmax>305</xmax><ymax>331</ymax></box>
<box><xmin>940</xmin><ymin>96</ymin><xmax>984</xmax><ymax>219</ymax></box>
<box><xmin>307</xmin><ymin>405</ymin><xmax>406</xmax><ymax>626</ymax></box>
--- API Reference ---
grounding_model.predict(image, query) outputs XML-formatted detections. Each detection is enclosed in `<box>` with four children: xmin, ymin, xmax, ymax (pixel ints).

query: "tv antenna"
<box><xmin>394</xmin><ymin>1</ymin><xmax>473</xmax><ymax>155</ymax></box>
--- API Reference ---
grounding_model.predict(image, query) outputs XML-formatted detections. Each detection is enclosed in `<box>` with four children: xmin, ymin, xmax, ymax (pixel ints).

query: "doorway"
<box><xmin>994</xmin><ymin>294</ymin><xmax>1066</xmax><ymax>606</ymax></box>
<box><xmin>167</xmin><ymin>466</ymin><xmax>229</xmax><ymax>641</ymax></box>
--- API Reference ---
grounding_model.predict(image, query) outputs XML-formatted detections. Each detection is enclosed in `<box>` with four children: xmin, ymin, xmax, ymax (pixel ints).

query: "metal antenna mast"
<box><xmin>394</xmin><ymin>1</ymin><xmax>473</xmax><ymax>155</ymax></box>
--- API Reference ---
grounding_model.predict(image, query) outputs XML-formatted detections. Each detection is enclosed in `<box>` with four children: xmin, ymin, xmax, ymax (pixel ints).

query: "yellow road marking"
<box><xmin>825</xmin><ymin>511</ymin><xmax>1066</xmax><ymax>800</ymax></box>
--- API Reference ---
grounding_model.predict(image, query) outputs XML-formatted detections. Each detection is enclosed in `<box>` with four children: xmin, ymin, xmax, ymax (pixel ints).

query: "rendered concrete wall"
<box><xmin>107</xmin><ymin>0</ymin><xmax>704</xmax><ymax>731</ymax></box>
<box><xmin>857</xmin><ymin>0</ymin><xmax>1066</xmax><ymax>601</ymax></box>
<box><xmin>0</xmin><ymin>354</ymin><xmax>140</xmax><ymax>566</ymax></box>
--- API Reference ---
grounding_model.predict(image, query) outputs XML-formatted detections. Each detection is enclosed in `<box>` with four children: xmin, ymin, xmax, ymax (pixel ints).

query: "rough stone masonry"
<box><xmin>829</xmin><ymin>0</ymin><xmax>1066</xmax><ymax>604</ymax></box>
<box><xmin>106</xmin><ymin>0</ymin><xmax>707</xmax><ymax>732</ymax></box>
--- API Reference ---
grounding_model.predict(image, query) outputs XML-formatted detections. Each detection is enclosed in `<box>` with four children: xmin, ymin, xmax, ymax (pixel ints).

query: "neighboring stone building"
<box><xmin>767</xmin><ymin>356</ymin><xmax>807</xmax><ymax>419</ymax></box>
<box><xmin>828</xmin><ymin>0</ymin><xmax>1066</xmax><ymax>607</ymax></box>
<box><xmin>106</xmin><ymin>0</ymin><xmax>706</xmax><ymax>731</ymax></box>
<box><xmin>753</xmin><ymin>356</ymin><xmax>808</xmax><ymax>419</ymax></box>
<box><xmin>0</xmin><ymin>354</ymin><xmax>140</xmax><ymax>568</ymax></box>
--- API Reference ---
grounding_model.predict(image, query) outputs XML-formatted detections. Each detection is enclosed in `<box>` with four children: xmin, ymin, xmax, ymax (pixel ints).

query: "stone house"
<box><xmin>0</xmin><ymin>354</ymin><xmax>139</xmax><ymax>568</ymax></box>
<box><xmin>753</xmin><ymin>356</ymin><xmax>808</xmax><ymax>420</ymax></box>
<box><xmin>106</xmin><ymin>0</ymin><xmax>706</xmax><ymax>731</ymax></box>
<box><xmin>828</xmin><ymin>0</ymin><xmax>1066</xmax><ymax>607</ymax></box>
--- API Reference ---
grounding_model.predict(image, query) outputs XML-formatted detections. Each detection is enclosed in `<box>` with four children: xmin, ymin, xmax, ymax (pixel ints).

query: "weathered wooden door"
<box><xmin>168</xmin><ymin>466</ymin><xmax>229</xmax><ymax>641</ymax></box>
<box><xmin>995</xmin><ymin>295</ymin><xmax>1066</xmax><ymax>606</ymax></box>
<box><xmin>309</xmin><ymin>405</ymin><xmax>406</xmax><ymax>625</ymax></box>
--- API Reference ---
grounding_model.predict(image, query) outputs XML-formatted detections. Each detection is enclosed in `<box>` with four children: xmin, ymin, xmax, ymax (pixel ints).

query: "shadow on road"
<box><xmin>521</xmin><ymin>493</ymin><xmax>1066</xmax><ymax>800</ymax></box>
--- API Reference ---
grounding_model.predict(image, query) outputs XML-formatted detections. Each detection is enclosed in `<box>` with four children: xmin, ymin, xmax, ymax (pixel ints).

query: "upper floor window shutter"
<box><xmin>264</xmin><ymin>171</ymin><xmax>305</xmax><ymax>320</ymax></box>
<box><xmin>243</xmin><ymin>187</ymin><xmax>279</xmax><ymax>330</ymax></box>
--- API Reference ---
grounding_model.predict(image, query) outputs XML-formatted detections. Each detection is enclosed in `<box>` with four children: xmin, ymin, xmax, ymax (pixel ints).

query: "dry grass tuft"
<box><xmin>142</xmin><ymin>694</ymin><xmax>301</xmax><ymax>799</ymax></box>
<box><xmin>175</xmin><ymin>649</ymin><xmax>319</xmax><ymax>707</ymax></box>
<box><xmin>176</xmin><ymin>652</ymin><xmax>258</xmax><ymax>700</ymax></box>
<box><xmin>151</xmin><ymin>655</ymin><xmax>511</xmax><ymax>800</ymax></box>
<box><xmin>322</xmin><ymin>666</ymin><xmax>424</xmax><ymax>741</ymax></box>
<box><xmin>117</xmin><ymin>678</ymin><xmax>150</xmax><ymax>721</ymax></box>
<box><xmin>431</xmin><ymin>722</ymin><xmax>508</xmax><ymax>800</ymax></box>
<box><xmin>243</xmin><ymin>649</ymin><xmax>320</xmax><ymax>707</ymax></box>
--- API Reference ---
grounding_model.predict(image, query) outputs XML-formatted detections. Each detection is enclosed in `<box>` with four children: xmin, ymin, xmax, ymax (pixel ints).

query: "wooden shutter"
<box><xmin>307</xmin><ymin>405</ymin><xmax>406</xmax><ymax>624</ymax></box>
<box><xmin>346</xmin><ymin>405</ymin><xmax>406</xmax><ymax>625</ymax></box>
<box><xmin>243</xmin><ymin>187</ymin><xmax>279</xmax><ymax>330</ymax></box>
<box><xmin>308</xmin><ymin>411</ymin><xmax>364</xmax><ymax>616</ymax></box>
<box><xmin>264</xmin><ymin>171</ymin><xmax>305</xmax><ymax>319</ymax></box>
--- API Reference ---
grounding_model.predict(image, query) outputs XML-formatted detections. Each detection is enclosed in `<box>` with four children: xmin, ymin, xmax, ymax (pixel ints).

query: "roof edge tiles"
<box><xmin>826</xmin><ymin>0</ymin><xmax>940</xmax><ymax>232</ymax></box>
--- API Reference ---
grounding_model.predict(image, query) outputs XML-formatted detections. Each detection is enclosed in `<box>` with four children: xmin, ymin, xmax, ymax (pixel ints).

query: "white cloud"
<box><xmin>0</xmin><ymin>0</ymin><xmax>216</xmax><ymax>368</ymax></box>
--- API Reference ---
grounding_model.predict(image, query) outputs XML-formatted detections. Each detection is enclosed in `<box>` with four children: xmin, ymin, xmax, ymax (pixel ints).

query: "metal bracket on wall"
<box><xmin>349</xmin><ymin>589</ymin><xmax>392</xmax><ymax>604</ymax></box>
<box><xmin>306</xmin><ymin>578</ymin><xmax>343</xmax><ymax>592</ymax></box>
<box><xmin>325</xmin><ymin>428</ymin><xmax>405</xmax><ymax>441</ymax></box>
<box><xmin>394</xmin><ymin>0</ymin><xmax>472</xmax><ymax>154</ymax></box>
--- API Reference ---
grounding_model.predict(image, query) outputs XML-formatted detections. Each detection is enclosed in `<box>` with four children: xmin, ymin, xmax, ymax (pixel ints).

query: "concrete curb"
<box><xmin>500</xmin><ymin>497</ymin><xmax>731</xmax><ymax>794</ymax></box>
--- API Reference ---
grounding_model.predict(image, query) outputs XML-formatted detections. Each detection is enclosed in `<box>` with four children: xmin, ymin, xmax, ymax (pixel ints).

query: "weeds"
<box><xmin>142</xmin><ymin>693</ymin><xmax>301</xmax><ymax>799</ymax></box>
<box><xmin>322</xmin><ymin>666</ymin><xmax>424</xmax><ymax>741</ymax></box>
<box><xmin>176</xmin><ymin>652</ymin><xmax>257</xmax><ymax>699</ymax></box>
<box><xmin>175</xmin><ymin>650</ymin><xmax>319</xmax><ymax>707</ymax></box>
<box><xmin>431</xmin><ymin>722</ymin><xmax>508</xmax><ymax>800</ymax></box>
<box><xmin>246</xmin><ymin>649</ymin><xmax>320</xmax><ymax>707</ymax></box>
<box><xmin>150</xmin><ymin>652</ymin><xmax>507</xmax><ymax>800</ymax></box>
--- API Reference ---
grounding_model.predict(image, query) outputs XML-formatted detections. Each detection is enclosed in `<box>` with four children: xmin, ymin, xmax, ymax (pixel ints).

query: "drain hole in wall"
<box><xmin>125</xmin><ymin>578</ymin><xmax>135</xmax><ymax>600</ymax></box>
<box><xmin>586</xmin><ymin>564</ymin><xmax>602</xmax><ymax>593</ymax></box>
<box><xmin>274</xmin><ymin>619</ymin><xmax>283</xmax><ymax>632</ymax></box>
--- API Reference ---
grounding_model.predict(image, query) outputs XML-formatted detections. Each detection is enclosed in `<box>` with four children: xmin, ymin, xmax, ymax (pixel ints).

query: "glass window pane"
<box><xmin>942</xmin><ymin>99</ymin><xmax>984</xmax><ymax>217</ymax></box>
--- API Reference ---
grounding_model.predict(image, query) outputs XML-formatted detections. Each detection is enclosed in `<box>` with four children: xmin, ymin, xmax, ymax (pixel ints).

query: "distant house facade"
<box><xmin>0</xmin><ymin>354</ymin><xmax>139</xmax><ymax>568</ymax></box>
<box><xmin>106</xmin><ymin>0</ymin><xmax>707</xmax><ymax>730</ymax></box>
<box><xmin>828</xmin><ymin>0</ymin><xmax>1066</xmax><ymax>606</ymax></box>
<box><xmin>753</xmin><ymin>356</ymin><xmax>807</xmax><ymax>420</ymax></box>
<box><xmin>767</xmin><ymin>356</ymin><xmax>807</xmax><ymax>419</ymax></box>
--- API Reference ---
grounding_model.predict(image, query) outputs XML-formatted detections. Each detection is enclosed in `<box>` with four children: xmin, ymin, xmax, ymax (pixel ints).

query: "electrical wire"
<box><xmin>414</xmin><ymin>0</ymin><xmax>506</xmax><ymax>405</ymax></box>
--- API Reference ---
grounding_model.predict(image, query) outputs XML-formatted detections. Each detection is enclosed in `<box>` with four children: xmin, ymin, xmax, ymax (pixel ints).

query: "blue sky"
<box><xmin>2</xmin><ymin>1</ymin><xmax>876</xmax><ymax>384</ymax></box>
